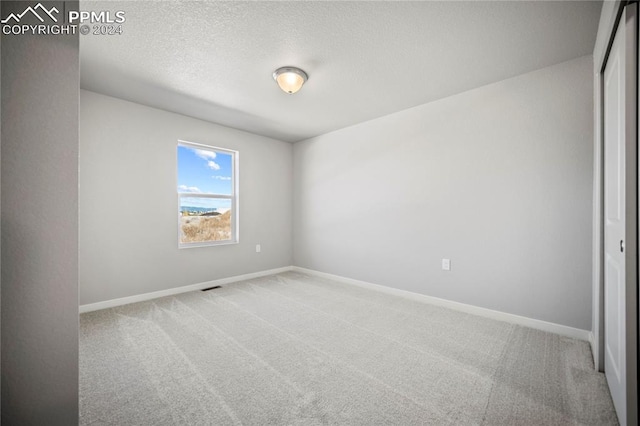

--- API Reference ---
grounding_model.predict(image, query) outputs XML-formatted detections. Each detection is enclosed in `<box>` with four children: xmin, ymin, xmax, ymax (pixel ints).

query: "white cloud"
<box><xmin>212</xmin><ymin>175</ymin><xmax>231</xmax><ymax>180</ymax></box>
<box><xmin>178</xmin><ymin>185</ymin><xmax>202</xmax><ymax>193</ymax></box>
<box><xmin>186</xmin><ymin>147</ymin><xmax>222</xmax><ymax>171</ymax></box>
<box><xmin>191</xmin><ymin>148</ymin><xmax>217</xmax><ymax>161</ymax></box>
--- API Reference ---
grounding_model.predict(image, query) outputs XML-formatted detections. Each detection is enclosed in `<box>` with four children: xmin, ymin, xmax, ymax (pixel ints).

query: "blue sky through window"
<box><xmin>177</xmin><ymin>145</ymin><xmax>233</xmax><ymax>195</ymax></box>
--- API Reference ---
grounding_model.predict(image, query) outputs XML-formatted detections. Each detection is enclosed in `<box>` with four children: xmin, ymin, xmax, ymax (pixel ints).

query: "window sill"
<box><xmin>179</xmin><ymin>240</ymin><xmax>239</xmax><ymax>249</ymax></box>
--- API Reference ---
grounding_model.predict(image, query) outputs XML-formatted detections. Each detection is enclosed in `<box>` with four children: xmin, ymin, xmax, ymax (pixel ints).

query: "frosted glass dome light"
<box><xmin>273</xmin><ymin>67</ymin><xmax>308</xmax><ymax>94</ymax></box>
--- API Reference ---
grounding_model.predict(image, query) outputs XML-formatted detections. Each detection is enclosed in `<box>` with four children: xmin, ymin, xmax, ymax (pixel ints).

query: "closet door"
<box><xmin>603</xmin><ymin>4</ymin><xmax>637</xmax><ymax>425</ymax></box>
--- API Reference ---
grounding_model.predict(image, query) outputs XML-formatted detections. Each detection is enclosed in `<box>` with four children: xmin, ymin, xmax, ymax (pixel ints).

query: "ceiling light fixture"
<box><xmin>273</xmin><ymin>66</ymin><xmax>308</xmax><ymax>94</ymax></box>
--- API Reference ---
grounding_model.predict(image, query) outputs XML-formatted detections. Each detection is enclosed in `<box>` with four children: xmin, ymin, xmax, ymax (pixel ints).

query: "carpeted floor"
<box><xmin>80</xmin><ymin>271</ymin><xmax>618</xmax><ymax>425</ymax></box>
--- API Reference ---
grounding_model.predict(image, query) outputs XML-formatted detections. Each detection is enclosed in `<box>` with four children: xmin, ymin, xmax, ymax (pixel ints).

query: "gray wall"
<box><xmin>1</xmin><ymin>1</ymin><xmax>79</xmax><ymax>423</ymax></box>
<box><xmin>80</xmin><ymin>90</ymin><xmax>292</xmax><ymax>305</ymax></box>
<box><xmin>293</xmin><ymin>55</ymin><xmax>594</xmax><ymax>330</ymax></box>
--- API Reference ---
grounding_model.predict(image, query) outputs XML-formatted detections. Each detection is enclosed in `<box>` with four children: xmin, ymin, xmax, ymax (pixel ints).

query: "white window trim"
<box><xmin>177</xmin><ymin>140</ymin><xmax>239</xmax><ymax>248</ymax></box>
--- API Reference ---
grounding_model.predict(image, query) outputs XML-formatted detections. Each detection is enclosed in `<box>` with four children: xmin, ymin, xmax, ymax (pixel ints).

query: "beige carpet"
<box><xmin>80</xmin><ymin>271</ymin><xmax>618</xmax><ymax>425</ymax></box>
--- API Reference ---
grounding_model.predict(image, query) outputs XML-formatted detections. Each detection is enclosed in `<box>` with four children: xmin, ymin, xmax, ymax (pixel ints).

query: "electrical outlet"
<box><xmin>442</xmin><ymin>258</ymin><xmax>451</xmax><ymax>271</ymax></box>
<box><xmin>256</xmin><ymin>244</ymin><xmax>261</xmax><ymax>253</ymax></box>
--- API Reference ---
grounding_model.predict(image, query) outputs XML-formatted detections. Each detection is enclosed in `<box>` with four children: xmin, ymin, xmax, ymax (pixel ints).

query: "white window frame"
<box><xmin>177</xmin><ymin>140</ymin><xmax>239</xmax><ymax>248</ymax></box>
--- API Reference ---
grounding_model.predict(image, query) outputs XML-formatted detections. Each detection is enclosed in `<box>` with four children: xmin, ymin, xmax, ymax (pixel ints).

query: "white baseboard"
<box><xmin>81</xmin><ymin>264</ymin><xmax>592</xmax><ymax>342</ymax></box>
<box><xmin>292</xmin><ymin>266</ymin><xmax>591</xmax><ymax>341</ymax></box>
<box><xmin>79</xmin><ymin>266</ymin><xmax>293</xmax><ymax>313</ymax></box>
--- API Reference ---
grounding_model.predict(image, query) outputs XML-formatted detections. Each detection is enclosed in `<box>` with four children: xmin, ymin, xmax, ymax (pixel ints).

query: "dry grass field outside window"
<box><xmin>180</xmin><ymin>210</ymin><xmax>232</xmax><ymax>243</ymax></box>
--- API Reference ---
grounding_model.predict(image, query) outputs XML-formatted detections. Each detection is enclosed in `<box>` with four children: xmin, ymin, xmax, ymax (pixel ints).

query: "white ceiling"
<box><xmin>80</xmin><ymin>1</ymin><xmax>602</xmax><ymax>143</ymax></box>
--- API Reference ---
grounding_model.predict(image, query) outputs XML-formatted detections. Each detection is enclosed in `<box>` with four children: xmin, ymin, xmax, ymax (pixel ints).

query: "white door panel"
<box><xmin>603</xmin><ymin>5</ymin><xmax>637</xmax><ymax>425</ymax></box>
<box><xmin>604</xmin><ymin>11</ymin><xmax>626</xmax><ymax>425</ymax></box>
<box><xmin>604</xmin><ymin>254</ymin><xmax>621</xmax><ymax>381</ymax></box>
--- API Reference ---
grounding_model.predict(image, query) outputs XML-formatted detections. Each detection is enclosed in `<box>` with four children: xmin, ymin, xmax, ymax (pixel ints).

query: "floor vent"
<box><xmin>201</xmin><ymin>286</ymin><xmax>222</xmax><ymax>292</ymax></box>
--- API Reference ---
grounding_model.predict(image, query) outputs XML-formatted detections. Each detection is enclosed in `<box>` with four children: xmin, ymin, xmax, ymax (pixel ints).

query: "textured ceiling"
<box><xmin>80</xmin><ymin>1</ymin><xmax>602</xmax><ymax>143</ymax></box>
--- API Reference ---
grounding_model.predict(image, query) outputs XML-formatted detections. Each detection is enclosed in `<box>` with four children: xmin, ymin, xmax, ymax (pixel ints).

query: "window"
<box><xmin>177</xmin><ymin>141</ymin><xmax>238</xmax><ymax>247</ymax></box>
